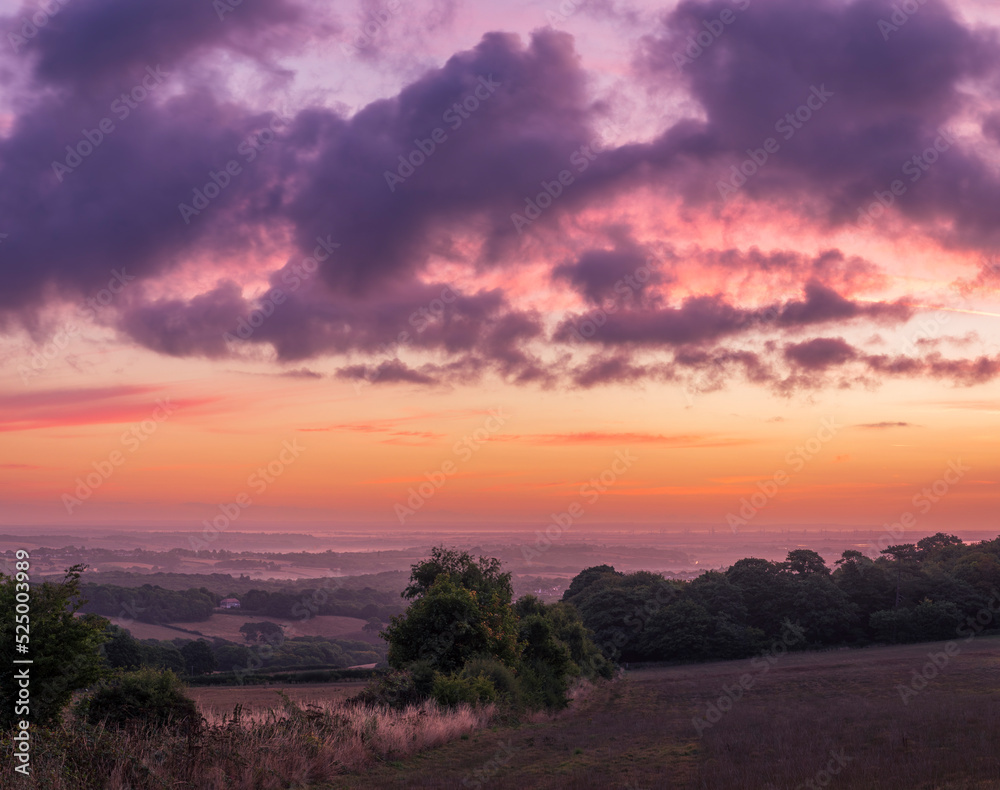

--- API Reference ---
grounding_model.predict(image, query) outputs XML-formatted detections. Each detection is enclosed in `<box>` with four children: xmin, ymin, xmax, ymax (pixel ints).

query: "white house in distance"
<box><xmin>219</xmin><ymin>597</ymin><xmax>241</xmax><ymax>609</ymax></box>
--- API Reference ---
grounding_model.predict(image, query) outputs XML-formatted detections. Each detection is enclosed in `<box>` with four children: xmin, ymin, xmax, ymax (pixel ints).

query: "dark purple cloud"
<box><xmin>553</xmin><ymin>238</ymin><xmax>667</xmax><ymax>305</ymax></box>
<box><xmin>781</xmin><ymin>340</ymin><xmax>1000</xmax><ymax>387</ymax></box>
<box><xmin>571</xmin><ymin>354</ymin><xmax>662</xmax><ymax>388</ymax></box>
<box><xmin>2</xmin><ymin>0</ymin><xmax>999</xmax><ymax>396</ymax></box>
<box><xmin>336</xmin><ymin>358</ymin><xmax>438</xmax><ymax>386</ymax></box>
<box><xmin>277</xmin><ymin>29</ymin><xmax>599</xmax><ymax>295</ymax></box>
<box><xmin>777</xmin><ymin>281</ymin><xmax>910</xmax><ymax>327</ymax></box>
<box><xmin>639</xmin><ymin>0</ymin><xmax>1000</xmax><ymax>244</ymax></box>
<box><xmin>552</xmin><ymin>281</ymin><xmax>910</xmax><ymax>348</ymax></box>
<box><xmin>8</xmin><ymin>0</ymin><xmax>306</xmax><ymax>90</ymax></box>
<box><xmin>785</xmin><ymin>337</ymin><xmax>859</xmax><ymax>370</ymax></box>
<box><xmin>117</xmin><ymin>280</ymin><xmax>247</xmax><ymax>358</ymax></box>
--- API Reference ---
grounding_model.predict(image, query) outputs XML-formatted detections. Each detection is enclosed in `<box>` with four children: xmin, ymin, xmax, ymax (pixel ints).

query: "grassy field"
<box><xmin>188</xmin><ymin>681</ymin><xmax>369</xmax><ymax>722</ymax></box>
<box><xmin>326</xmin><ymin>637</ymin><xmax>1000</xmax><ymax>789</ymax></box>
<box><xmin>107</xmin><ymin>613</ymin><xmax>370</xmax><ymax>642</ymax></box>
<box><xmin>6</xmin><ymin>639</ymin><xmax>999</xmax><ymax>789</ymax></box>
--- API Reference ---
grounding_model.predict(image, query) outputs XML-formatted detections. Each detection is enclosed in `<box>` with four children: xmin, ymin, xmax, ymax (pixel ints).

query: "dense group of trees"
<box><xmin>367</xmin><ymin>548</ymin><xmax>611</xmax><ymax>711</ymax></box>
<box><xmin>235</xmin><ymin>585</ymin><xmax>401</xmax><ymax>621</ymax></box>
<box><xmin>565</xmin><ymin>534</ymin><xmax>1000</xmax><ymax>663</ymax></box>
<box><xmin>79</xmin><ymin>584</ymin><xmax>219</xmax><ymax>623</ymax></box>
<box><xmin>75</xmin><ymin>580</ymin><xmax>404</xmax><ymax>624</ymax></box>
<box><xmin>106</xmin><ymin>629</ymin><xmax>383</xmax><ymax>676</ymax></box>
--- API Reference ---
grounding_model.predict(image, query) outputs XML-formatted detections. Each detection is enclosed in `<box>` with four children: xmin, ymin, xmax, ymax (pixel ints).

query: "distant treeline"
<box><xmin>105</xmin><ymin>628</ymin><xmax>384</xmax><ymax>678</ymax></box>
<box><xmin>79</xmin><ymin>582</ymin><xmax>404</xmax><ymax>623</ymax></box>
<box><xmin>80</xmin><ymin>583</ymin><xmax>218</xmax><ymax>623</ymax></box>
<box><xmin>186</xmin><ymin>666</ymin><xmax>378</xmax><ymax>686</ymax></box>
<box><xmin>566</xmin><ymin>534</ymin><xmax>1000</xmax><ymax>663</ymax></box>
<box><xmin>70</xmin><ymin>569</ymin><xmax>407</xmax><ymax>596</ymax></box>
<box><xmin>235</xmin><ymin>587</ymin><xmax>402</xmax><ymax>621</ymax></box>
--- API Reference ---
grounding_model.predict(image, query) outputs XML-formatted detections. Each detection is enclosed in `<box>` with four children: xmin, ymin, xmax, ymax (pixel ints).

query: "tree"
<box><xmin>371</xmin><ymin>551</ymin><xmax>615</xmax><ymax>712</ymax></box>
<box><xmin>103</xmin><ymin>625</ymin><xmax>142</xmax><ymax>670</ymax></box>
<box><xmin>138</xmin><ymin>640</ymin><xmax>186</xmax><ymax>673</ymax></box>
<box><xmin>213</xmin><ymin>643</ymin><xmax>252</xmax><ymax>672</ymax></box>
<box><xmin>725</xmin><ymin>558</ymin><xmax>795</xmax><ymax>635</ymax></box>
<box><xmin>516</xmin><ymin>610</ymin><xmax>572</xmax><ymax>709</ymax></box>
<box><xmin>180</xmin><ymin>640</ymin><xmax>217</xmax><ymax>676</ymax></box>
<box><xmin>635</xmin><ymin>598</ymin><xmax>717</xmax><ymax>661</ymax></box>
<box><xmin>78</xmin><ymin>583</ymin><xmax>216</xmax><ymax>623</ymax></box>
<box><xmin>383</xmin><ymin>576</ymin><xmax>521</xmax><ymax>673</ymax></box>
<box><xmin>881</xmin><ymin>544</ymin><xmax>922</xmax><ymax>609</ymax></box>
<box><xmin>263</xmin><ymin>592</ymin><xmax>297</xmax><ymax>619</ymax></box>
<box><xmin>517</xmin><ymin>597</ymin><xmax>612</xmax><ymax>679</ymax></box>
<box><xmin>402</xmin><ymin>547</ymin><xmax>513</xmax><ymax>602</ymax></box>
<box><xmin>0</xmin><ymin>564</ymin><xmax>109</xmax><ymax>729</ymax></box>
<box><xmin>240</xmin><ymin>589</ymin><xmax>270</xmax><ymax>612</ymax></box>
<box><xmin>917</xmin><ymin>533</ymin><xmax>964</xmax><ymax>558</ymax></box>
<box><xmin>362</xmin><ymin>617</ymin><xmax>383</xmax><ymax>633</ymax></box>
<box><xmin>785</xmin><ymin>549</ymin><xmax>830</xmax><ymax>576</ymax></box>
<box><xmin>562</xmin><ymin>565</ymin><xmax>623</xmax><ymax>602</ymax></box>
<box><xmin>951</xmin><ymin>551</ymin><xmax>1000</xmax><ymax>599</ymax></box>
<box><xmin>239</xmin><ymin>621</ymin><xmax>284</xmax><ymax>644</ymax></box>
<box><xmin>687</xmin><ymin>570</ymin><xmax>748</xmax><ymax>624</ymax></box>
<box><xmin>786</xmin><ymin>574</ymin><xmax>857</xmax><ymax>645</ymax></box>
<box><xmin>832</xmin><ymin>551</ymin><xmax>893</xmax><ymax>639</ymax></box>
<box><xmin>870</xmin><ymin>599</ymin><xmax>963</xmax><ymax>643</ymax></box>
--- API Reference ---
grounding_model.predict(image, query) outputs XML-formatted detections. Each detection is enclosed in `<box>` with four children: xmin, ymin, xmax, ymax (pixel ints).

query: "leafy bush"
<box><xmin>460</xmin><ymin>657</ymin><xmax>519</xmax><ymax>703</ymax></box>
<box><xmin>350</xmin><ymin>669</ymin><xmax>423</xmax><ymax>710</ymax></box>
<box><xmin>431</xmin><ymin>672</ymin><xmax>497</xmax><ymax>707</ymax></box>
<box><xmin>75</xmin><ymin>668</ymin><xmax>200</xmax><ymax>731</ymax></box>
<box><xmin>0</xmin><ymin>565</ymin><xmax>108</xmax><ymax>729</ymax></box>
<box><xmin>516</xmin><ymin>661</ymin><xmax>568</xmax><ymax>711</ymax></box>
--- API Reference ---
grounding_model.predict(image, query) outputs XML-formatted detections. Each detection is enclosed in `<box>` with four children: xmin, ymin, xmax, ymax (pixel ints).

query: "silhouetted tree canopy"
<box><xmin>563</xmin><ymin>536</ymin><xmax>1000</xmax><ymax>662</ymax></box>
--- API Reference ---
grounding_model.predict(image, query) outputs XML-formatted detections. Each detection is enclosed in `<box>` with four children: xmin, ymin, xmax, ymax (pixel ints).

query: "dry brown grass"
<box><xmin>188</xmin><ymin>681</ymin><xmax>366</xmax><ymax>720</ymax></box>
<box><xmin>0</xmin><ymin>695</ymin><xmax>494</xmax><ymax>790</ymax></box>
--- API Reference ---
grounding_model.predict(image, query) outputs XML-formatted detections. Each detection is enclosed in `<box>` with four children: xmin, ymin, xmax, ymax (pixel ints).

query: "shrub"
<box><xmin>431</xmin><ymin>672</ymin><xmax>497</xmax><ymax>707</ymax></box>
<box><xmin>460</xmin><ymin>657</ymin><xmax>520</xmax><ymax>703</ymax></box>
<box><xmin>516</xmin><ymin>661</ymin><xmax>569</xmax><ymax>711</ymax></box>
<box><xmin>0</xmin><ymin>565</ymin><xmax>108</xmax><ymax>729</ymax></box>
<box><xmin>350</xmin><ymin>669</ymin><xmax>423</xmax><ymax>710</ymax></box>
<box><xmin>75</xmin><ymin>668</ymin><xmax>200</xmax><ymax>731</ymax></box>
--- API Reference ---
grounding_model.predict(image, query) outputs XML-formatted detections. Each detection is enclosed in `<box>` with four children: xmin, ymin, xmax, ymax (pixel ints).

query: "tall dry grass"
<box><xmin>0</xmin><ymin>696</ymin><xmax>495</xmax><ymax>790</ymax></box>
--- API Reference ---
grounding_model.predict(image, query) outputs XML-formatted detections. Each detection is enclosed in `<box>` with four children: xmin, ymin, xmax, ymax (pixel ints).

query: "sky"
<box><xmin>0</xmin><ymin>0</ymin><xmax>998</xmax><ymax>534</ymax></box>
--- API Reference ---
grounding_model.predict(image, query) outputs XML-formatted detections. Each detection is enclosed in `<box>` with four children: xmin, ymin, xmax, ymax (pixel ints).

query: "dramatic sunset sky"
<box><xmin>0</xmin><ymin>0</ymin><xmax>998</xmax><ymax>532</ymax></box>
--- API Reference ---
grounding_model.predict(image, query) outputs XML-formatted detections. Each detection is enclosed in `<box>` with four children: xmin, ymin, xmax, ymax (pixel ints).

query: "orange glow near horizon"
<box><xmin>1</xmin><ymin>363</ymin><xmax>998</xmax><ymax>533</ymax></box>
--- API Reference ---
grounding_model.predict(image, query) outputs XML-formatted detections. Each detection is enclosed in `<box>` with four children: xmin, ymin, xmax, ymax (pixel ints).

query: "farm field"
<box><xmin>189</xmin><ymin>681</ymin><xmax>369</xmax><ymax>722</ymax></box>
<box><xmin>107</xmin><ymin>613</ymin><xmax>370</xmax><ymax>643</ymax></box>
<box><xmin>326</xmin><ymin>638</ymin><xmax>1000</xmax><ymax>789</ymax></box>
